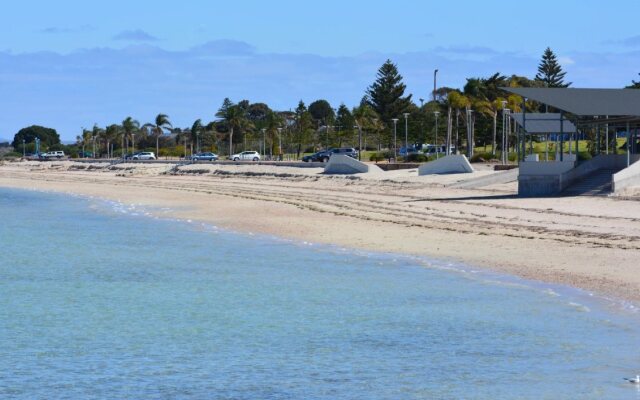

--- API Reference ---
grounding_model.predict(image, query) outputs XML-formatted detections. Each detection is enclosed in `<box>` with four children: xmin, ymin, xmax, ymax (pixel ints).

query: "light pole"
<box><xmin>22</xmin><ymin>139</ymin><xmax>25</xmax><ymax>158</ymax></box>
<box><xmin>354</xmin><ymin>124</ymin><xmax>362</xmax><ymax>160</ymax></box>
<box><xmin>434</xmin><ymin>111</ymin><xmax>440</xmax><ymax>159</ymax></box>
<box><xmin>277</xmin><ymin>127</ymin><xmax>282</xmax><ymax>160</ymax></box>
<box><xmin>261</xmin><ymin>128</ymin><xmax>266</xmax><ymax>158</ymax></box>
<box><xmin>433</xmin><ymin>69</ymin><xmax>439</xmax><ymax>101</ymax></box>
<box><xmin>503</xmin><ymin>109</ymin><xmax>510</xmax><ymax>164</ymax></box>
<box><xmin>392</xmin><ymin>118</ymin><xmax>399</xmax><ymax>161</ymax></box>
<box><xmin>131</xmin><ymin>133</ymin><xmax>135</xmax><ymax>157</ymax></box>
<box><xmin>501</xmin><ymin>100</ymin><xmax>508</xmax><ymax>164</ymax></box>
<box><xmin>403</xmin><ymin>113</ymin><xmax>409</xmax><ymax>157</ymax></box>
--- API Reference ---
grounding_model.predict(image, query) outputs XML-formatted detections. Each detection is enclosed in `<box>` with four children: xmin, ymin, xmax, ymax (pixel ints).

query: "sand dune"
<box><xmin>2</xmin><ymin>160</ymin><xmax>639</xmax><ymax>304</ymax></box>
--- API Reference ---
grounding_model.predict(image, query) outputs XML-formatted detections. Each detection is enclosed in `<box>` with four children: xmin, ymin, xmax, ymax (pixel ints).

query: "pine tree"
<box><xmin>535</xmin><ymin>48</ymin><xmax>571</xmax><ymax>88</ymax></box>
<box><xmin>366</xmin><ymin>59</ymin><xmax>412</xmax><ymax>125</ymax></box>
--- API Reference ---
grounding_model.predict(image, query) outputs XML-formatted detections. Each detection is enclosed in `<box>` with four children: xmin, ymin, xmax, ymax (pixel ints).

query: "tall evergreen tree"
<box><xmin>366</xmin><ymin>59</ymin><xmax>412</xmax><ymax>128</ymax></box>
<box><xmin>535</xmin><ymin>48</ymin><xmax>571</xmax><ymax>88</ymax></box>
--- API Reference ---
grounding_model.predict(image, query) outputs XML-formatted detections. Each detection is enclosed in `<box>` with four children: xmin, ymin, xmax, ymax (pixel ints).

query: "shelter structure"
<box><xmin>501</xmin><ymin>88</ymin><xmax>640</xmax><ymax>196</ymax></box>
<box><xmin>509</xmin><ymin>113</ymin><xmax>576</xmax><ymax>162</ymax></box>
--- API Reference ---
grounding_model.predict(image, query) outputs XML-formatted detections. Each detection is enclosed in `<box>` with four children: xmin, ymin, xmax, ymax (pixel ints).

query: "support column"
<box><xmin>521</xmin><ymin>98</ymin><xmax>527</xmax><ymax>161</ymax></box>
<box><xmin>596</xmin><ymin>123</ymin><xmax>601</xmax><ymax>155</ymax></box>
<box><xmin>627</xmin><ymin>122</ymin><xmax>631</xmax><ymax>167</ymax></box>
<box><xmin>605</xmin><ymin>116</ymin><xmax>609</xmax><ymax>155</ymax></box>
<box><xmin>559</xmin><ymin>112</ymin><xmax>564</xmax><ymax>162</ymax></box>
<box><xmin>575</xmin><ymin>118</ymin><xmax>579</xmax><ymax>160</ymax></box>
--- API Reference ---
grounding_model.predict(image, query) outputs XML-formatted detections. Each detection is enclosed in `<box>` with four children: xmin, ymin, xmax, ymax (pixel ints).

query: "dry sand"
<box><xmin>2</xmin><ymin>160</ymin><xmax>640</xmax><ymax>304</ymax></box>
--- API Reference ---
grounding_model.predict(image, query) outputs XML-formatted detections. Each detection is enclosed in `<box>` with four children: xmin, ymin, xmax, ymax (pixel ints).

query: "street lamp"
<box><xmin>392</xmin><ymin>118</ymin><xmax>399</xmax><ymax>161</ymax></box>
<box><xmin>22</xmin><ymin>139</ymin><xmax>25</xmax><ymax>158</ymax></box>
<box><xmin>433</xmin><ymin>111</ymin><xmax>440</xmax><ymax>159</ymax></box>
<box><xmin>501</xmin><ymin>102</ymin><xmax>509</xmax><ymax>164</ymax></box>
<box><xmin>277</xmin><ymin>127</ymin><xmax>282</xmax><ymax>160</ymax></box>
<box><xmin>433</xmin><ymin>69</ymin><xmax>439</xmax><ymax>101</ymax></box>
<box><xmin>261</xmin><ymin>128</ymin><xmax>266</xmax><ymax>158</ymax></box>
<box><xmin>403</xmin><ymin>113</ymin><xmax>410</xmax><ymax>157</ymax></box>
<box><xmin>354</xmin><ymin>124</ymin><xmax>362</xmax><ymax>160</ymax></box>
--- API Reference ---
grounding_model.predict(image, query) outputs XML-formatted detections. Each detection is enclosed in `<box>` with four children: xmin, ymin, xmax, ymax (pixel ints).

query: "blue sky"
<box><xmin>2</xmin><ymin>0</ymin><xmax>640</xmax><ymax>141</ymax></box>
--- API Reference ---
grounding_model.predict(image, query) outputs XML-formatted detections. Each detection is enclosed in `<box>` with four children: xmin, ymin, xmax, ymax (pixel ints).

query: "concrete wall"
<box><xmin>519</xmin><ymin>160</ymin><xmax>575</xmax><ymax>176</ymax></box>
<box><xmin>418</xmin><ymin>155</ymin><xmax>474</xmax><ymax>176</ymax></box>
<box><xmin>449</xmin><ymin>168</ymin><xmax>518</xmax><ymax>189</ymax></box>
<box><xmin>518</xmin><ymin>154</ymin><xmax>640</xmax><ymax>196</ymax></box>
<box><xmin>324</xmin><ymin>155</ymin><xmax>381</xmax><ymax>174</ymax></box>
<box><xmin>518</xmin><ymin>175</ymin><xmax>563</xmax><ymax>196</ymax></box>
<box><xmin>613</xmin><ymin>155</ymin><xmax>640</xmax><ymax>193</ymax></box>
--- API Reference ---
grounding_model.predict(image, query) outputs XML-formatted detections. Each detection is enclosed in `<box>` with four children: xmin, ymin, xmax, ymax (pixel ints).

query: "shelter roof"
<box><xmin>501</xmin><ymin>88</ymin><xmax>640</xmax><ymax>117</ymax></box>
<box><xmin>509</xmin><ymin>113</ymin><xmax>576</xmax><ymax>134</ymax></box>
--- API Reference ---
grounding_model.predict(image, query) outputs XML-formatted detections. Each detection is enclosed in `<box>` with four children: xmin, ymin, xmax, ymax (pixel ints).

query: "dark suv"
<box><xmin>302</xmin><ymin>148</ymin><xmax>358</xmax><ymax>162</ymax></box>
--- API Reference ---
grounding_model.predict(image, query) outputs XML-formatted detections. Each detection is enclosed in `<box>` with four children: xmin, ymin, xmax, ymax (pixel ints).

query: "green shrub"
<box><xmin>1</xmin><ymin>152</ymin><xmax>22</xmax><ymax>160</ymax></box>
<box><xmin>578</xmin><ymin>151</ymin><xmax>592</xmax><ymax>161</ymax></box>
<box><xmin>469</xmin><ymin>152</ymin><xmax>494</xmax><ymax>163</ymax></box>
<box><xmin>369</xmin><ymin>152</ymin><xmax>384</xmax><ymax>162</ymax></box>
<box><xmin>406</xmin><ymin>153</ymin><xmax>427</xmax><ymax>162</ymax></box>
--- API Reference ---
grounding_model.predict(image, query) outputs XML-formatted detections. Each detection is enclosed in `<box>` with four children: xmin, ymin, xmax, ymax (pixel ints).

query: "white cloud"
<box><xmin>558</xmin><ymin>56</ymin><xmax>575</xmax><ymax>66</ymax></box>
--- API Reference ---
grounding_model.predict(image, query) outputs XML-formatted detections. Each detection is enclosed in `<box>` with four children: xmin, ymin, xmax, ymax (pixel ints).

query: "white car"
<box><xmin>132</xmin><ymin>152</ymin><xmax>156</xmax><ymax>160</ymax></box>
<box><xmin>230</xmin><ymin>151</ymin><xmax>260</xmax><ymax>161</ymax></box>
<box><xmin>41</xmin><ymin>151</ymin><xmax>65</xmax><ymax>159</ymax></box>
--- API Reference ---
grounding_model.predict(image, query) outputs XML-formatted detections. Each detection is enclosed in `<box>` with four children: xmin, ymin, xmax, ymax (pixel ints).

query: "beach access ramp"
<box><xmin>418</xmin><ymin>155</ymin><xmax>474</xmax><ymax>176</ymax></box>
<box><xmin>324</xmin><ymin>155</ymin><xmax>383</xmax><ymax>174</ymax></box>
<box><xmin>448</xmin><ymin>168</ymin><xmax>519</xmax><ymax>189</ymax></box>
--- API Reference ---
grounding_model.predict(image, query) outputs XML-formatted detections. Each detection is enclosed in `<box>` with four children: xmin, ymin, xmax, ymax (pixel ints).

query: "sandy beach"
<box><xmin>2</xmin><ymin>159</ymin><xmax>640</xmax><ymax>304</ymax></box>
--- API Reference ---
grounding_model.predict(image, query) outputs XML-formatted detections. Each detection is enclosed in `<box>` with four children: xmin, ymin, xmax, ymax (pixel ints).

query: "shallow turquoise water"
<box><xmin>1</xmin><ymin>187</ymin><xmax>639</xmax><ymax>399</ymax></box>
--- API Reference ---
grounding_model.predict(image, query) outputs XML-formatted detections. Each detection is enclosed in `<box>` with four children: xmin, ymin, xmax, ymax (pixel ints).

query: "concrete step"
<box><xmin>562</xmin><ymin>169</ymin><xmax>617</xmax><ymax>196</ymax></box>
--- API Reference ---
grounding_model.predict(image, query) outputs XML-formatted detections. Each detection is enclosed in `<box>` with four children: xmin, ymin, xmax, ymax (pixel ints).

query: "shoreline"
<box><xmin>1</xmin><ymin>160</ymin><xmax>640</xmax><ymax>305</ymax></box>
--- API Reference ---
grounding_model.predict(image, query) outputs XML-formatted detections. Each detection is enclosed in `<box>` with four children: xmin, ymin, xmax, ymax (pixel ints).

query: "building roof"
<box><xmin>501</xmin><ymin>88</ymin><xmax>640</xmax><ymax>117</ymax></box>
<box><xmin>509</xmin><ymin>113</ymin><xmax>576</xmax><ymax>134</ymax></box>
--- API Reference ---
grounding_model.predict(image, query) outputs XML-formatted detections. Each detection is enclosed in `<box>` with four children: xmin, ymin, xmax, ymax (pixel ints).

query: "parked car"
<box><xmin>302</xmin><ymin>151</ymin><xmax>326</xmax><ymax>162</ymax></box>
<box><xmin>191</xmin><ymin>152</ymin><xmax>218</xmax><ymax>161</ymax></box>
<box><xmin>125</xmin><ymin>152</ymin><xmax>142</xmax><ymax>160</ymax></box>
<box><xmin>230</xmin><ymin>151</ymin><xmax>260</xmax><ymax>161</ymax></box>
<box><xmin>41</xmin><ymin>151</ymin><xmax>65</xmax><ymax>159</ymax></box>
<box><xmin>399</xmin><ymin>146</ymin><xmax>423</xmax><ymax>156</ymax></box>
<box><xmin>132</xmin><ymin>152</ymin><xmax>156</xmax><ymax>160</ymax></box>
<box><xmin>304</xmin><ymin>147</ymin><xmax>358</xmax><ymax>162</ymax></box>
<box><xmin>424</xmin><ymin>145</ymin><xmax>455</xmax><ymax>155</ymax></box>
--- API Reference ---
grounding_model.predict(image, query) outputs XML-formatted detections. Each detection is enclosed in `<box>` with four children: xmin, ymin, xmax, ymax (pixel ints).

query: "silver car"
<box><xmin>230</xmin><ymin>151</ymin><xmax>260</xmax><ymax>161</ymax></box>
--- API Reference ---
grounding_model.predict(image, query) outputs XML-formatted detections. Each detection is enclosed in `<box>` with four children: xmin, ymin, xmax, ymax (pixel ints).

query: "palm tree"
<box><xmin>352</xmin><ymin>103</ymin><xmax>380</xmax><ymax>155</ymax></box>
<box><xmin>216</xmin><ymin>100</ymin><xmax>252</xmax><ymax>156</ymax></box>
<box><xmin>487</xmin><ymin>98</ymin><xmax>507</xmax><ymax>155</ymax></box>
<box><xmin>264</xmin><ymin>110</ymin><xmax>284</xmax><ymax>158</ymax></box>
<box><xmin>76</xmin><ymin>128</ymin><xmax>92</xmax><ymax>158</ymax></box>
<box><xmin>122</xmin><ymin>117</ymin><xmax>140</xmax><ymax>155</ymax></box>
<box><xmin>104</xmin><ymin>124</ymin><xmax>120</xmax><ymax>159</ymax></box>
<box><xmin>91</xmin><ymin>125</ymin><xmax>104</xmax><ymax>158</ymax></box>
<box><xmin>149</xmin><ymin>114</ymin><xmax>172</xmax><ymax>158</ymax></box>
<box><xmin>447</xmin><ymin>91</ymin><xmax>470</xmax><ymax>153</ymax></box>
<box><xmin>191</xmin><ymin>119</ymin><xmax>203</xmax><ymax>153</ymax></box>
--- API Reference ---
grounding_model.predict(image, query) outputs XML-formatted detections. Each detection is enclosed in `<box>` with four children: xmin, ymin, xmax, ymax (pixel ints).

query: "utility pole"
<box><xmin>433</xmin><ymin>69</ymin><xmax>439</xmax><ymax>101</ymax></box>
<box><xmin>434</xmin><ymin>111</ymin><xmax>440</xmax><ymax>159</ymax></box>
<box><xmin>403</xmin><ymin>113</ymin><xmax>410</xmax><ymax>156</ymax></box>
<box><xmin>392</xmin><ymin>118</ymin><xmax>399</xmax><ymax>161</ymax></box>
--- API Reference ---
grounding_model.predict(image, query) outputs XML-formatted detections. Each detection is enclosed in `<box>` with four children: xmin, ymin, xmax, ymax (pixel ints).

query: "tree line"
<box><xmin>12</xmin><ymin>47</ymin><xmax>637</xmax><ymax>159</ymax></box>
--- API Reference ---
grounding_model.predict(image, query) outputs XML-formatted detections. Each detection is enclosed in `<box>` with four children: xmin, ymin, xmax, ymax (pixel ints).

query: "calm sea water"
<box><xmin>1</xmin><ymin>187</ymin><xmax>639</xmax><ymax>399</ymax></box>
